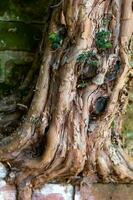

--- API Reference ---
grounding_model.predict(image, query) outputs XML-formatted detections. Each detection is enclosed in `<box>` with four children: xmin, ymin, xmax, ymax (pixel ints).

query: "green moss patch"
<box><xmin>0</xmin><ymin>21</ymin><xmax>43</xmax><ymax>51</ymax></box>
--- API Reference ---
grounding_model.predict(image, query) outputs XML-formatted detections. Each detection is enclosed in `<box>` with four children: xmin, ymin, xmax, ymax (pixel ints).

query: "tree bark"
<box><xmin>0</xmin><ymin>0</ymin><xmax>133</xmax><ymax>199</ymax></box>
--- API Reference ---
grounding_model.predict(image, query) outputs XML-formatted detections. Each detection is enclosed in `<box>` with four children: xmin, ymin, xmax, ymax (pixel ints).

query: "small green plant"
<box><xmin>78</xmin><ymin>51</ymin><xmax>96</xmax><ymax>62</ymax></box>
<box><xmin>86</xmin><ymin>60</ymin><xmax>98</xmax><ymax>67</ymax></box>
<box><xmin>49</xmin><ymin>32</ymin><xmax>62</xmax><ymax>50</ymax></box>
<box><xmin>77</xmin><ymin>51</ymin><xmax>97</xmax><ymax>63</ymax></box>
<box><xmin>77</xmin><ymin>52</ymin><xmax>89</xmax><ymax>62</ymax></box>
<box><xmin>77</xmin><ymin>80</ymin><xmax>87</xmax><ymax>88</ymax></box>
<box><xmin>95</xmin><ymin>30</ymin><xmax>112</xmax><ymax>51</ymax></box>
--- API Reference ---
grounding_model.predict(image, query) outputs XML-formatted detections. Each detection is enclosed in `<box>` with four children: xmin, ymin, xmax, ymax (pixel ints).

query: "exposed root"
<box><xmin>0</xmin><ymin>0</ymin><xmax>133</xmax><ymax>195</ymax></box>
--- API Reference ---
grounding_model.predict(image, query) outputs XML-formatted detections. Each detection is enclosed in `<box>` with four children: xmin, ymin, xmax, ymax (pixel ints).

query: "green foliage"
<box><xmin>77</xmin><ymin>51</ymin><xmax>98</xmax><ymax>64</ymax></box>
<box><xmin>86</xmin><ymin>60</ymin><xmax>98</xmax><ymax>67</ymax></box>
<box><xmin>77</xmin><ymin>52</ymin><xmax>89</xmax><ymax>62</ymax></box>
<box><xmin>49</xmin><ymin>32</ymin><xmax>62</xmax><ymax>50</ymax></box>
<box><xmin>49</xmin><ymin>32</ymin><xmax>59</xmax><ymax>43</ymax></box>
<box><xmin>95</xmin><ymin>30</ymin><xmax>112</xmax><ymax>51</ymax></box>
<box><xmin>77</xmin><ymin>80</ymin><xmax>87</xmax><ymax>88</ymax></box>
<box><xmin>77</xmin><ymin>51</ymin><xmax>96</xmax><ymax>63</ymax></box>
<box><xmin>77</xmin><ymin>51</ymin><xmax>99</xmax><ymax>80</ymax></box>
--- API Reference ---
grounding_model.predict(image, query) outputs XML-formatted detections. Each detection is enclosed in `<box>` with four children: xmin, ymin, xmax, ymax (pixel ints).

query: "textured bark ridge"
<box><xmin>0</xmin><ymin>0</ymin><xmax>133</xmax><ymax>199</ymax></box>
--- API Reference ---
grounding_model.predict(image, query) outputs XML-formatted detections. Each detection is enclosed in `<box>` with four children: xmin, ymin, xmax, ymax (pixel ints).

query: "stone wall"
<box><xmin>0</xmin><ymin>180</ymin><xmax>133</xmax><ymax>200</ymax></box>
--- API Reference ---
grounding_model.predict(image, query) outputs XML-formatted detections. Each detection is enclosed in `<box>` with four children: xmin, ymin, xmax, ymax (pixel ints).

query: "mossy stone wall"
<box><xmin>0</xmin><ymin>0</ymin><xmax>49</xmax><ymax>96</ymax></box>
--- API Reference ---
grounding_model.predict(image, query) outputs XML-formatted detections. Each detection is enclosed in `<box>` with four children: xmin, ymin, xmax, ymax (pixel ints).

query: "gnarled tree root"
<box><xmin>0</xmin><ymin>0</ymin><xmax>133</xmax><ymax>199</ymax></box>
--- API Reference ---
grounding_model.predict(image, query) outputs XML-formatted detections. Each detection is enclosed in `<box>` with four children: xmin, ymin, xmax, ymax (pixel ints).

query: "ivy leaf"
<box><xmin>49</xmin><ymin>32</ymin><xmax>57</xmax><ymax>42</ymax></box>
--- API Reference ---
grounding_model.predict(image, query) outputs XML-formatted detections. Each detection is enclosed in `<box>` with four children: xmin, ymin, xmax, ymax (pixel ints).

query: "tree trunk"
<box><xmin>0</xmin><ymin>0</ymin><xmax>133</xmax><ymax>199</ymax></box>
